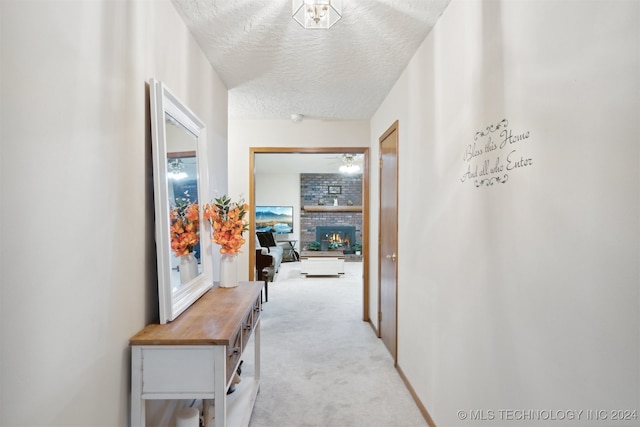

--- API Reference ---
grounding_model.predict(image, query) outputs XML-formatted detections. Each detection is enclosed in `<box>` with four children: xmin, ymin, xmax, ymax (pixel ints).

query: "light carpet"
<box><xmin>245</xmin><ymin>261</ymin><xmax>429</xmax><ymax>427</ymax></box>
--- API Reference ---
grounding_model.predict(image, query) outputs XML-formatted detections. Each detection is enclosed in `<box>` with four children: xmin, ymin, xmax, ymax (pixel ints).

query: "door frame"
<box><xmin>248</xmin><ymin>146</ymin><xmax>371</xmax><ymax>322</ymax></box>
<box><xmin>377</xmin><ymin>120</ymin><xmax>399</xmax><ymax>361</ymax></box>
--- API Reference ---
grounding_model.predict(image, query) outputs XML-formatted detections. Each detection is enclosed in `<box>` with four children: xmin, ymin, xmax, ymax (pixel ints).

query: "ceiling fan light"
<box><xmin>339</xmin><ymin>163</ymin><xmax>360</xmax><ymax>174</ymax></box>
<box><xmin>168</xmin><ymin>158</ymin><xmax>188</xmax><ymax>180</ymax></box>
<box><xmin>293</xmin><ymin>0</ymin><xmax>342</xmax><ymax>29</ymax></box>
<box><xmin>168</xmin><ymin>171</ymin><xmax>188</xmax><ymax>180</ymax></box>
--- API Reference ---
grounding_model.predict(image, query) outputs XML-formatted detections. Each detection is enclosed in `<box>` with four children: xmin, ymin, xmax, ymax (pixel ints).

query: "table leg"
<box><xmin>131</xmin><ymin>347</ymin><xmax>146</xmax><ymax>427</ymax></box>
<box><xmin>214</xmin><ymin>346</ymin><xmax>227</xmax><ymax>427</ymax></box>
<box><xmin>288</xmin><ymin>241</ymin><xmax>299</xmax><ymax>261</ymax></box>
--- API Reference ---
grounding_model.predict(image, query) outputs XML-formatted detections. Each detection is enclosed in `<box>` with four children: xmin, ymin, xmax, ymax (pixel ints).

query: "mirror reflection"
<box><xmin>166</xmin><ymin>158</ymin><xmax>202</xmax><ymax>292</ymax></box>
<box><xmin>165</xmin><ymin>114</ymin><xmax>202</xmax><ymax>291</ymax></box>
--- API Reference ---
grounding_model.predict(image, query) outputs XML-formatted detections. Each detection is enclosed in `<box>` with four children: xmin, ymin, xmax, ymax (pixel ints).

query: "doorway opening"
<box><xmin>249</xmin><ymin>147</ymin><xmax>371</xmax><ymax>322</ymax></box>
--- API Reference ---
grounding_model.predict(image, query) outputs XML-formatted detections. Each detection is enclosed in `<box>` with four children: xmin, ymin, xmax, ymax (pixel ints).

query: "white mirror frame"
<box><xmin>149</xmin><ymin>79</ymin><xmax>213</xmax><ymax>324</ymax></box>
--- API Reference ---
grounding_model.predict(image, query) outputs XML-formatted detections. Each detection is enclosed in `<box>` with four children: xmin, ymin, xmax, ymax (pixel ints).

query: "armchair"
<box><xmin>255</xmin><ymin>231</ymin><xmax>283</xmax><ymax>273</ymax></box>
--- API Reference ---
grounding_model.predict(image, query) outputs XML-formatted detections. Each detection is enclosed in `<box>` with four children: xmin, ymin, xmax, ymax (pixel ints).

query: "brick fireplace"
<box><xmin>299</xmin><ymin>173</ymin><xmax>363</xmax><ymax>251</ymax></box>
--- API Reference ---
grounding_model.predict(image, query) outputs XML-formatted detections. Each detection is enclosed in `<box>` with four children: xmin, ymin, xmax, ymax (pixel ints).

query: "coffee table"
<box><xmin>299</xmin><ymin>250</ymin><xmax>345</xmax><ymax>276</ymax></box>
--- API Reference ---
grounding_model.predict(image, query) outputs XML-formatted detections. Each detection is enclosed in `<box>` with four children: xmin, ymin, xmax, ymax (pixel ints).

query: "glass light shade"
<box><xmin>168</xmin><ymin>159</ymin><xmax>188</xmax><ymax>180</ymax></box>
<box><xmin>339</xmin><ymin>163</ymin><xmax>360</xmax><ymax>174</ymax></box>
<box><xmin>168</xmin><ymin>171</ymin><xmax>188</xmax><ymax>180</ymax></box>
<box><xmin>292</xmin><ymin>0</ymin><xmax>342</xmax><ymax>29</ymax></box>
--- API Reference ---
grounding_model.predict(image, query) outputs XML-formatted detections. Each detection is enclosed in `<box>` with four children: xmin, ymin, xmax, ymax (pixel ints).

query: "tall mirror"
<box><xmin>149</xmin><ymin>79</ymin><xmax>212</xmax><ymax>324</ymax></box>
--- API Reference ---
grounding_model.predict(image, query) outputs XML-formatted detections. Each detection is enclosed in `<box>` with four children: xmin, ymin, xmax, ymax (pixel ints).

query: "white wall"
<box><xmin>228</xmin><ymin>119</ymin><xmax>369</xmax><ymax>279</ymax></box>
<box><xmin>0</xmin><ymin>1</ymin><xmax>228</xmax><ymax>425</ymax></box>
<box><xmin>371</xmin><ymin>1</ymin><xmax>639</xmax><ymax>425</ymax></box>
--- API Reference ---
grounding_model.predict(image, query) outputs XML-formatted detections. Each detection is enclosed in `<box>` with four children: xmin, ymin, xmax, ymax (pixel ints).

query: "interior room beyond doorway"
<box><xmin>250</xmin><ymin>147</ymin><xmax>370</xmax><ymax>322</ymax></box>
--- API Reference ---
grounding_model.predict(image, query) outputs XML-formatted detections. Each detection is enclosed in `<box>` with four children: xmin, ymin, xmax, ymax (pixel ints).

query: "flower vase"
<box><xmin>179</xmin><ymin>252</ymin><xmax>198</xmax><ymax>284</ymax></box>
<box><xmin>220</xmin><ymin>253</ymin><xmax>238</xmax><ymax>288</ymax></box>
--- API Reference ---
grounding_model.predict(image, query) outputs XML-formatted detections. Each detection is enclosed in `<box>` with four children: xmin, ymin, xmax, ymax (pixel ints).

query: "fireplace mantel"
<box><xmin>303</xmin><ymin>205</ymin><xmax>362</xmax><ymax>212</ymax></box>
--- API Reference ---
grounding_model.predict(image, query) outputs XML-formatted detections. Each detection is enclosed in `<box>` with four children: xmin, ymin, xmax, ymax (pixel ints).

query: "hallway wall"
<box><xmin>370</xmin><ymin>0</ymin><xmax>639</xmax><ymax>425</ymax></box>
<box><xmin>0</xmin><ymin>1</ymin><xmax>228</xmax><ymax>425</ymax></box>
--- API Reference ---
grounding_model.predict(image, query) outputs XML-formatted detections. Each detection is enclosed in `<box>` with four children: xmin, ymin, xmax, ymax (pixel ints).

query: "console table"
<box><xmin>130</xmin><ymin>281</ymin><xmax>263</xmax><ymax>427</ymax></box>
<box><xmin>300</xmin><ymin>250</ymin><xmax>345</xmax><ymax>276</ymax></box>
<box><xmin>277</xmin><ymin>239</ymin><xmax>299</xmax><ymax>262</ymax></box>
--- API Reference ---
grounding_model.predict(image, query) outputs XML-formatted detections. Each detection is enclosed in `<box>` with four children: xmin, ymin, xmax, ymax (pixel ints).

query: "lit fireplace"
<box><xmin>316</xmin><ymin>226</ymin><xmax>356</xmax><ymax>252</ymax></box>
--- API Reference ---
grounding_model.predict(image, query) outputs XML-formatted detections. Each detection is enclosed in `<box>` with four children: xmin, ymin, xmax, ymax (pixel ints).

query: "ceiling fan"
<box><xmin>326</xmin><ymin>153</ymin><xmax>363</xmax><ymax>173</ymax></box>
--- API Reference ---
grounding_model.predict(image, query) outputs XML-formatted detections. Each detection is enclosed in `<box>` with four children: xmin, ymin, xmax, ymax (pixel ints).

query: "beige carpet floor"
<box><xmin>246</xmin><ymin>261</ymin><xmax>429</xmax><ymax>427</ymax></box>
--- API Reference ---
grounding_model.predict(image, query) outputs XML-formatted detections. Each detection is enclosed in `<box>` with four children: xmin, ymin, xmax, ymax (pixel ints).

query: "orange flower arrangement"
<box><xmin>169</xmin><ymin>194</ymin><xmax>200</xmax><ymax>257</ymax></box>
<box><xmin>203</xmin><ymin>195</ymin><xmax>249</xmax><ymax>255</ymax></box>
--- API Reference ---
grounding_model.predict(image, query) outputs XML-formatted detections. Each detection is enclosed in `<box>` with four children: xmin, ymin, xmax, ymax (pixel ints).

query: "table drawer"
<box><xmin>226</xmin><ymin>327</ymin><xmax>242</xmax><ymax>385</ymax></box>
<box><xmin>241</xmin><ymin>296</ymin><xmax>261</xmax><ymax>350</ymax></box>
<box><xmin>140</xmin><ymin>346</ymin><xmax>215</xmax><ymax>394</ymax></box>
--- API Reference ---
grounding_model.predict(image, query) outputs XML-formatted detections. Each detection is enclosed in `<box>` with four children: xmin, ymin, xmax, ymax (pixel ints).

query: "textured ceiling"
<box><xmin>172</xmin><ymin>0</ymin><xmax>450</xmax><ymax>120</ymax></box>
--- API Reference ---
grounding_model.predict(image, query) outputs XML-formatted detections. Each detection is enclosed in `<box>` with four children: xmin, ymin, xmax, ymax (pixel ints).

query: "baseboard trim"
<box><xmin>396</xmin><ymin>364</ymin><xmax>436</xmax><ymax>427</ymax></box>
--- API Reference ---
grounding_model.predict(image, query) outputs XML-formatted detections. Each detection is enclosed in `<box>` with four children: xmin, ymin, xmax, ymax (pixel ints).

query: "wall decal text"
<box><xmin>460</xmin><ymin>119</ymin><xmax>534</xmax><ymax>187</ymax></box>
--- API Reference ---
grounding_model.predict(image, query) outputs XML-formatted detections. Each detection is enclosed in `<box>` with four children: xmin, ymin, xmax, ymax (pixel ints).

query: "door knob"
<box><xmin>385</xmin><ymin>253</ymin><xmax>397</xmax><ymax>261</ymax></box>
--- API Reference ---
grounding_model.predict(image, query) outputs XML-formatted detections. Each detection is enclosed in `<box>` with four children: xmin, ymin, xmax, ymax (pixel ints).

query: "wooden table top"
<box><xmin>129</xmin><ymin>281</ymin><xmax>263</xmax><ymax>346</ymax></box>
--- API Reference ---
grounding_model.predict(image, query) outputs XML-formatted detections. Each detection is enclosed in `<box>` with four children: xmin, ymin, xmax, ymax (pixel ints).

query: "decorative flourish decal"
<box><xmin>475</xmin><ymin>175</ymin><xmax>509</xmax><ymax>187</ymax></box>
<box><xmin>474</xmin><ymin>119</ymin><xmax>509</xmax><ymax>141</ymax></box>
<box><xmin>460</xmin><ymin>119</ymin><xmax>534</xmax><ymax>187</ymax></box>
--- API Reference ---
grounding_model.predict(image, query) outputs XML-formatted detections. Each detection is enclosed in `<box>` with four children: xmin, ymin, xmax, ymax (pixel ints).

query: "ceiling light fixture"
<box><xmin>167</xmin><ymin>158</ymin><xmax>188</xmax><ymax>180</ymax></box>
<box><xmin>339</xmin><ymin>154</ymin><xmax>360</xmax><ymax>174</ymax></box>
<box><xmin>339</xmin><ymin>163</ymin><xmax>360</xmax><ymax>174</ymax></box>
<box><xmin>292</xmin><ymin>0</ymin><xmax>342</xmax><ymax>30</ymax></box>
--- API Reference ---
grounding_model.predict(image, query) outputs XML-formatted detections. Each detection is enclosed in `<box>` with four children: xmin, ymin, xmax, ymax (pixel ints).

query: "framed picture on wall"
<box><xmin>328</xmin><ymin>185</ymin><xmax>341</xmax><ymax>194</ymax></box>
